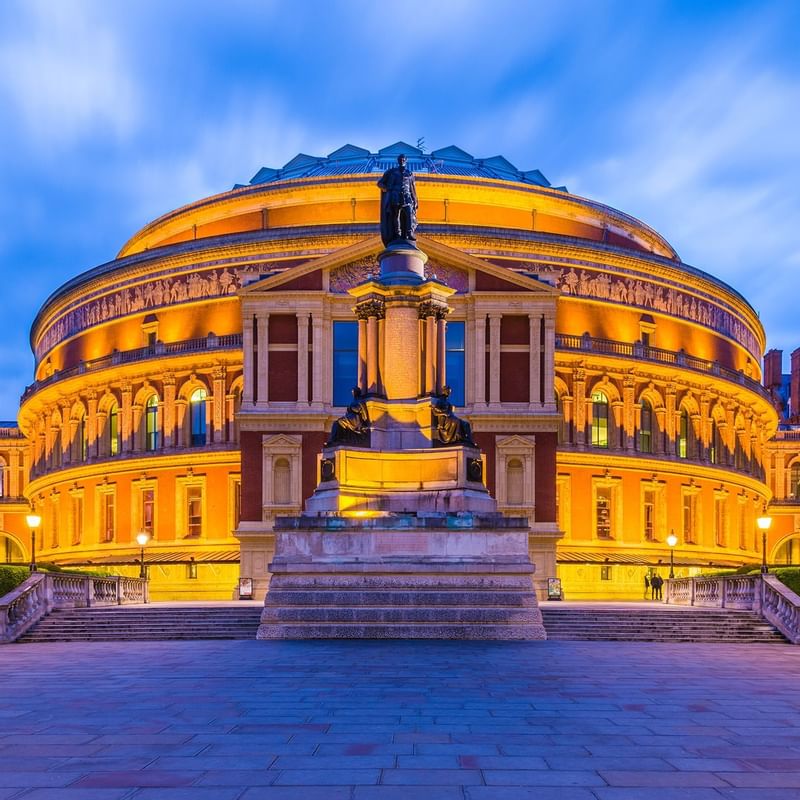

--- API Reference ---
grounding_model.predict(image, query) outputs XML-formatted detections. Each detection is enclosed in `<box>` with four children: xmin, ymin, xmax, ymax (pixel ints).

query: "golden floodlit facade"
<box><xmin>5</xmin><ymin>141</ymin><xmax>793</xmax><ymax>601</ymax></box>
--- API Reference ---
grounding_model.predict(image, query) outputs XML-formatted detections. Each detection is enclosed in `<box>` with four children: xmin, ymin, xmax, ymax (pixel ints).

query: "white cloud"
<box><xmin>0</xmin><ymin>0</ymin><xmax>139</xmax><ymax>148</ymax></box>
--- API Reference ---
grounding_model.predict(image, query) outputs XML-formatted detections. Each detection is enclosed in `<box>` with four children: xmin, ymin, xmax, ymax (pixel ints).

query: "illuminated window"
<box><xmin>714</xmin><ymin>496</ymin><xmax>727</xmax><ymax>546</ymax></box>
<box><xmin>109</xmin><ymin>404</ymin><xmax>120</xmax><ymax>456</ymax></box>
<box><xmin>76</xmin><ymin>414</ymin><xmax>87</xmax><ymax>462</ymax></box>
<box><xmin>676</xmin><ymin>409</ymin><xmax>689</xmax><ymax>459</ymax></box>
<box><xmin>596</xmin><ymin>487</ymin><xmax>612</xmax><ymax>538</ymax></box>
<box><xmin>186</xmin><ymin>486</ymin><xmax>202</xmax><ymax>538</ymax></box>
<box><xmin>445</xmin><ymin>321</ymin><xmax>466</xmax><ymax>407</ymax></box>
<box><xmin>682</xmin><ymin>491</ymin><xmax>698</xmax><ymax>544</ymax></box>
<box><xmin>791</xmin><ymin>463</ymin><xmax>800</xmax><ymax>499</ymax></box>
<box><xmin>190</xmin><ymin>388</ymin><xmax>207</xmax><ymax>446</ymax></box>
<box><xmin>145</xmin><ymin>395</ymin><xmax>159</xmax><ymax>451</ymax></box>
<box><xmin>187</xmin><ymin>561</ymin><xmax>198</xmax><ymax>579</ymax></box>
<box><xmin>71</xmin><ymin>494</ymin><xmax>83</xmax><ymax>545</ymax></box>
<box><xmin>709</xmin><ymin>418</ymin><xmax>719</xmax><ymax>464</ymax></box>
<box><xmin>332</xmin><ymin>321</ymin><xmax>358</xmax><ymax>406</ymax></box>
<box><xmin>639</xmin><ymin>399</ymin><xmax>653</xmax><ymax>453</ymax></box>
<box><xmin>100</xmin><ymin>490</ymin><xmax>115</xmax><ymax>543</ymax></box>
<box><xmin>643</xmin><ymin>490</ymin><xmax>656</xmax><ymax>541</ymax></box>
<box><xmin>591</xmin><ymin>391</ymin><xmax>609</xmax><ymax>448</ymax></box>
<box><xmin>600</xmin><ymin>565</ymin><xmax>612</xmax><ymax>581</ymax></box>
<box><xmin>142</xmin><ymin>489</ymin><xmax>155</xmax><ymax>535</ymax></box>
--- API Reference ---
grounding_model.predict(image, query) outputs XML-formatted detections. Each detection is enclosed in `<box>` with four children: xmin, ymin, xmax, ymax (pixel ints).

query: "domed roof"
<box><xmin>243</xmin><ymin>141</ymin><xmax>566</xmax><ymax>191</ymax></box>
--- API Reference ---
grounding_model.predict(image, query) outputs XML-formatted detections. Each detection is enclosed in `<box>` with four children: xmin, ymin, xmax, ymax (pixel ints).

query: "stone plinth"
<box><xmin>257</xmin><ymin>513</ymin><xmax>546</xmax><ymax>640</ymax></box>
<box><xmin>305</xmin><ymin>445</ymin><xmax>495</xmax><ymax>515</ymax></box>
<box><xmin>378</xmin><ymin>242</ymin><xmax>427</xmax><ymax>285</ymax></box>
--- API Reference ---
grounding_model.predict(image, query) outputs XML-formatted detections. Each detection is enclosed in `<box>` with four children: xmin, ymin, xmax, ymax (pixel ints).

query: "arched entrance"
<box><xmin>0</xmin><ymin>531</ymin><xmax>26</xmax><ymax>564</ymax></box>
<box><xmin>774</xmin><ymin>533</ymin><xmax>800</xmax><ymax>566</ymax></box>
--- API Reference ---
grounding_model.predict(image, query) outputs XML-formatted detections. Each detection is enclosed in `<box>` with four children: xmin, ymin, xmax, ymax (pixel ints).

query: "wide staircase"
<box><xmin>13</xmin><ymin>603</ymin><xmax>787</xmax><ymax>644</ymax></box>
<box><xmin>15</xmin><ymin>605</ymin><xmax>263</xmax><ymax>643</ymax></box>
<box><xmin>540</xmin><ymin>605</ymin><xmax>787</xmax><ymax>643</ymax></box>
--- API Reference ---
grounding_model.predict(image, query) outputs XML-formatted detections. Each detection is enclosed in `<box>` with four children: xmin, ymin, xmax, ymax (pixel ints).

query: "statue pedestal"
<box><xmin>257</xmin><ymin>513</ymin><xmax>545</xmax><ymax>640</ymax></box>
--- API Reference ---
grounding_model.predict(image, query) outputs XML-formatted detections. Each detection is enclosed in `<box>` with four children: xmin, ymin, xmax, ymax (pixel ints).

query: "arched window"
<box><xmin>591</xmin><ymin>391</ymin><xmax>609</xmax><ymax>448</ymax></box>
<box><xmin>676</xmin><ymin>409</ymin><xmax>689</xmax><ymax>459</ymax></box>
<box><xmin>273</xmin><ymin>458</ymin><xmax>291</xmax><ymax>505</ymax></box>
<box><xmin>145</xmin><ymin>395</ymin><xmax>159</xmax><ymax>451</ymax></box>
<box><xmin>0</xmin><ymin>459</ymin><xmax>5</xmax><ymax>498</ymax></box>
<box><xmin>51</xmin><ymin>426</ymin><xmax>62</xmax><ymax>469</ymax></box>
<box><xmin>639</xmin><ymin>399</ymin><xmax>653</xmax><ymax>453</ymax></box>
<box><xmin>791</xmin><ymin>463</ymin><xmax>800</xmax><ymax>500</ymax></box>
<box><xmin>108</xmin><ymin>403</ymin><xmax>120</xmax><ymax>456</ymax></box>
<box><xmin>506</xmin><ymin>459</ymin><xmax>524</xmax><ymax>505</ymax></box>
<box><xmin>735</xmin><ymin>433</ymin><xmax>746</xmax><ymax>470</ymax></box>
<box><xmin>76</xmin><ymin>414</ymin><xmax>87</xmax><ymax>462</ymax></box>
<box><xmin>190</xmin><ymin>388</ymin><xmax>207</xmax><ymax>446</ymax></box>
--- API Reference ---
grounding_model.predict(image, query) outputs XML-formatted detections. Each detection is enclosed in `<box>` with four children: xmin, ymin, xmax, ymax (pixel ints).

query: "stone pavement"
<box><xmin>1</xmin><ymin>639</ymin><xmax>800</xmax><ymax>799</ymax></box>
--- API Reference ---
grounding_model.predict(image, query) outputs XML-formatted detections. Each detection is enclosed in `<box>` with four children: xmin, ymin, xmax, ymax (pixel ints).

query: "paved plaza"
<box><xmin>1</xmin><ymin>639</ymin><xmax>800</xmax><ymax>799</ymax></box>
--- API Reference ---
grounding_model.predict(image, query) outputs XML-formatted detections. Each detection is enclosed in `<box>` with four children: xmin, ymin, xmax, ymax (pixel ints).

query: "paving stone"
<box><xmin>240</xmin><ymin>788</ymin><xmax>353</xmax><ymax>799</ymax></box>
<box><xmin>483</xmin><ymin>769</ymin><xmax>606</xmax><ymax>786</ymax></box>
<box><xmin>598</xmin><ymin>770</ymin><xmax>729</xmax><ymax>787</ymax></box>
<box><xmin>272</xmin><ymin>769</ymin><xmax>380</xmax><ymax>785</ymax></box>
<box><xmin>380</xmin><ymin>768</ymin><xmax>483</xmax><ymax>784</ymax></box>
<box><xmin>19</xmin><ymin>791</ymin><xmax>134</xmax><ymax>800</ymax></box>
<box><xmin>591</xmin><ymin>790</ymin><xmax>727</xmax><ymax>800</ymax></box>
<box><xmin>71</xmin><ymin>771</ymin><xmax>202</xmax><ymax>788</ymax></box>
<box><xmin>354</xmin><ymin>787</ymin><xmax>465</xmax><ymax>799</ymax></box>
<box><xmin>465</xmin><ymin>789</ymin><xmax>600</xmax><ymax>800</ymax></box>
<box><xmin>716</xmin><ymin>772</ymin><xmax>800</xmax><ymax>787</ymax></box>
<box><xmin>131</xmin><ymin>791</ymin><xmax>242</xmax><ymax>800</ymax></box>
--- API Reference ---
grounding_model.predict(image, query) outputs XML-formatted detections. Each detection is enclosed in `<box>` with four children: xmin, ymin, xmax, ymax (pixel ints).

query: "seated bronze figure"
<box><xmin>431</xmin><ymin>386</ymin><xmax>475</xmax><ymax>446</ymax></box>
<box><xmin>326</xmin><ymin>387</ymin><xmax>370</xmax><ymax>446</ymax></box>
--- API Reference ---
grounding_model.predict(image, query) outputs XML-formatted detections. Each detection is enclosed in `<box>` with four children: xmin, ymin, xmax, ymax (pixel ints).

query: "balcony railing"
<box><xmin>555</xmin><ymin>333</ymin><xmax>769</xmax><ymax>401</ymax></box>
<box><xmin>21</xmin><ymin>332</ymin><xmax>243</xmax><ymax>403</ymax></box>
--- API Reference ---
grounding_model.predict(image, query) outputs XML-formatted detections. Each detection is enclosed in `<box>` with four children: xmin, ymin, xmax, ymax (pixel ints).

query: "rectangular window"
<box><xmin>596</xmin><ymin>487</ymin><xmax>612</xmax><ymax>538</ymax></box>
<box><xmin>71</xmin><ymin>495</ymin><xmax>83</xmax><ymax>545</ymax></box>
<box><xmin>445</xmin><ymin>321</ymin><xmax>466</xmax><ymax>407</ymax></box>
<box><xmin>714</xmin><ymin>496</ymin><xmax>727</xmax><ymax>547</ymax></box>
<box><xmin>142</xmin><ymin>489</ymin><xmax>155</xmax><ymax>535</ymax></box>
<box><xmin>101</xmin><ymin>491</ymin><xmax>115</xmax><ymax>542</ymax></box>
<box><xmin>682</xmin><ymin>492</ymin><xmax>697</xmax><ymax>544</ymax></box>
<box><xmin>643</xmin><ymin>490</ymin><xmax>656</xmax><ymax>541</ymax></box>
<box><xmin>600</xmin><ymin>565</ymin><xmax>612</xmax><ymax>581</ymax></box>
<box><xmin>187</xmin><ymin>561</ymin><xmax>198</xmax><ymax>579</ymax></box>
<box><xmin>332</xmin><ymin>321</ymin><xmax>358</xmax><ymax>406</ymax></box>
<box><xmin>186</xmin><ymin>486</ymin><xmax>202</xmax><ymax>538</ymax></box>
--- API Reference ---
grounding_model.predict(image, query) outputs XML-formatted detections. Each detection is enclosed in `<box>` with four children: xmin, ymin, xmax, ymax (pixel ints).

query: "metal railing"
<box><xmin>665</xmin><ymin>573</ymin><xmax>800</xmax><ymax>644</ymax></box>
<box><xmin>21</xmin><ymin>332</ymin><xmax>243</xmax><ymax>403</ymax></box>
<box><xmin>0</xmin><ymin>572</ymin><xmax>148</xmax><ymax>643</ymax></box>
<box><xmin>555</xmin><ymin>333</ymin><xmax>769</xmax><ymax>400</ymax></box>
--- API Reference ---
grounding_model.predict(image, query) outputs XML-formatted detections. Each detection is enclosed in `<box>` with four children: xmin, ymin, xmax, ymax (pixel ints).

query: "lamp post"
<box><xmin>136</xmin><ymin>531</ymin><xmax>150</xmax><ymax>579</ymax></box>
<box><xmin>666</xmin><ymin>530</ymin><xmax>678</xmax><ymax>579</ymax></box>
<box><xmin>757</xmin><ymin>514</ymin><xmax>772</xmax><ymax>574</ymax></box>
<box><xmin>25</xmin><ymin>513</ymin><xmax>41</xmax><ymax>572</ymax></box>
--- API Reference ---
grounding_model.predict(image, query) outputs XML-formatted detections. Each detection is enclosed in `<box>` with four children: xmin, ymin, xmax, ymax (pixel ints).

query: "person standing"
<box><xmin>651</xmin><ymin>574</ymin><xmax>663</xmax><ymax>600</ymax></box>
<box><xmin>644</xmin><ymin>574</ymin><xmax>650</xmax><ymax>599</ymax></box>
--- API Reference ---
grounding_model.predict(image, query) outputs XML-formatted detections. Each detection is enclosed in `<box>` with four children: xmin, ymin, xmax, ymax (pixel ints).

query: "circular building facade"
<box><xmin>17</xmin><ymin>142</ymin><xmax>777</xmax><ymax>600</ymax></box>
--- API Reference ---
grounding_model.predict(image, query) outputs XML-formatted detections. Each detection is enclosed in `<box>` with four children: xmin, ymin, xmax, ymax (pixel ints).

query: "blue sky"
<box><xmin>0</xmin><ymin>0</ymin><xmax>798</xmax><ymax>419</ymax></box>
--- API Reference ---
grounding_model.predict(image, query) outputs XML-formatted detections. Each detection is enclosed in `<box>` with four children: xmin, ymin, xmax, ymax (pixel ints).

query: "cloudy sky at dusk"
<box><xmin>0</xmin><ymin>0</ymin><xmax>798</xmax><ymax>419</ymax></box>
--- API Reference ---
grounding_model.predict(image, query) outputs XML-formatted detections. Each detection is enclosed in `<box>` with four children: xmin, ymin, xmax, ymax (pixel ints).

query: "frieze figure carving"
<box><xmin>326</xmin><ymin>387</ymin><xmax>370</xmax><ymax>446</ymax></box>
<box><xmin>377</xmin><ymin>155</ymin><xmax>418</xmax><ymax>246</ymax></box>
<box><xmin>431</xmin><ymin>386</ymin><xmax>475</xmax><ymax>447</ymax></box>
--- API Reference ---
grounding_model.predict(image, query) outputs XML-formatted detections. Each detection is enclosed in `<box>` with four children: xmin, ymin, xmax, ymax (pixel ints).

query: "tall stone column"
<box><xmin>257</xmin><ymin>313</ymin><xmax>269</xmax><ymax>407</ymax></box>
<box><xmin>212</xmin><ymin>367</ymin><xmax>226</xmax><ymax>443</ymax></box>
<box><xmin>9</xmin><ymin>448</ymin><xmax>20</xmax><ymax>498</ymax></box>
<box><xmin>367</xmin><ymin>315</ymin><xmax>379</xmax><ymax>394</ymax></box>
<box><xmin>163</xmin><ymin>374</ymin><xmax>176</xmax><ymax>449</ymax></box>
<box><xmin>424</xmin><ymin>313</ymin><xmax>436</xmax><ymax>395</ymax></box>
<box><xmin>474</xmin><ymin>314</ymin><xmax>486</xmax><ymax>406</ymax></box>
<box><xmin>436</xmin><ymin>315</ymin><xmax>447</xmax><ymax>395</ymax></box>
<box><xmin>297</xmin><ymin>313</ymin><xmax>309</xmax><ymax>404</ymax></box>
<box><xmin>311</xmin><ymin>314</ymin><xmax>324</xmax><ymax>405</ymax></box>
<box><xmin>242</xmin><ymin>314</ymin><xmax>254</xmax><ymax>406</ymax></box>
<box><xmin>357</xmin><ymin>317</ymin><xmax>368</xmax><ymax>393</ymax></box>
<box><xmin>529</xmin><ymin>314</ymin><xmax>541</xmax><ymax>407</ymax></box>
<box><xmin>86</xmin><ymin>391</ymin><xmax>98</xmax><ymax>459</ymax></box>
<box><xmin>489</xmin><ymin>314</ymin><xmax>501</xmax><ymax>405</ymax></box>
<box><xmin>121</xmin><ymin>383</ymin><xmax>133</xmax><ymax>454</ymax></box>
<box><xmin>573</xmin><ymin>368</ymin><xmax>586</xmax><ymax>447</ymax></box>
<box><xmin>543</xmin><ymin>316</ymin><xmax>555</xmax><ymax>406</ymax></box>
<box><xmin>622</xmin><ymin>375</ymin><xmax>636</xmax><ymax>451</ymax></box>
<box><xmin>383</xmin><ymin>302</ymin><xmax>417</xmax><ymax>399</ymax></box>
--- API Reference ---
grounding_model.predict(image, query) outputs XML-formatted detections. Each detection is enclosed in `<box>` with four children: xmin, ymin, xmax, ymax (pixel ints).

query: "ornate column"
<box><xmin>61</xmin><ymin>401</ymin><xmax>72</xmax><ymax>466</ymax></box>
<box><xmin>311</xmin><ymin>313</ymin><xmax>324</xmax><ymax>405</ymax></box>
<box><xmin>474</xmin><ymin>313</ymin><xmax>486</xmax><ymax>406</ymax></box>
<box><xmin>424</xmin><ymin>311</ymin><xmax>436</xmax><ymax>394</ymax></box>
<box><xmin>86</xmin><ymin>390</ymin><xmax>98</xmax><ymax>459</ymax></box>
<box><xmin>622</xmin><ymin>375</ymin><xmax>636</xmax><ymax>451</ymax></box>
<box><xmin>357</xmin><ymin>317</ymin><xmax>368</xmax><ymax>393</ymax></box>
<box><xmin>356</xmin><ymin>299</ymin><xmax>385</xmax><ymax>396</ymax></box>
<box><xmin>489</xmin><ymin>314</ymin><xmax>501</xmax><ymax>405</ymax></box>
<box><xmin>543</xmin><ymin>315</ymin><xmax>555</xmax><ymax>406</ymax></box>
<box><xmin>665</xmin><ymin>384</ymin><xmax>677</xmax><ymax>454</ymax></box>
<box><xmin>436</xmin><ymin>313</ymin><xmax>447</xmax><ymax>395</ymax></box>
<box><xmin>257</xmin><ymin>312</ymin><xmax>269</xmax><ymax>406</ymax></box>
<box><xmin>242</xmin><ymin>313</ymin><xmax>254</xmax><ymax>406</ymax></box>
<box><xmin>573</xmin><ymin>368</ymin><xmax>586</xmax><ymax>447</ymax></box>
<box><xmin>297</xmin><ymin>313</ymin><xmax>309</xmax><ymax>405</ymax></box>
<box><xmin>163</xmin><ymin>373</ymin><xmax>176</xmax><ymax>449</ymax></box>
<box><xmin>120</xmin><ymin>382</ymin><xmax>133</xmax><ymax>453</ymax></box>
<box><xmin>529</xmin><ymin>314</ymin><xmax>541</xmax><ymax>407</ymax></box>
<box><xmin>9</xmin><ymin>448</ymin><xmax>20</xmax><ymax>498</ymax></box>
<box><xmin>699</xmin><ymin>393</ymin><xmax>711</xmax><ymax>461</ymax></box>
<box><xmin>212</xmin><ymin>367</ymin><xmax>226</xmax><ymax>443</ymax></box>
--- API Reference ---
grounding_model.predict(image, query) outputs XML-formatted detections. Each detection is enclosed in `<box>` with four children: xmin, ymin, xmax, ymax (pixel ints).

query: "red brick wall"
<box><xmin>500</xmin><ymin>352</ymin><xmax>529</xmax><ymax>402</ymax></box>
<box><xmin>240</xmin><ymin>431</ymin><xmax>263</xmax><ymax>521</ymax></box>
<box><xmin>534</xmin><ymin>432</ymin><xmax>557</xmax><ymax>522</ymax></box>
<box><xmin>268</xmin><ymin>352</ymin><xmax>298</xmax><ymax>401</ymax></box>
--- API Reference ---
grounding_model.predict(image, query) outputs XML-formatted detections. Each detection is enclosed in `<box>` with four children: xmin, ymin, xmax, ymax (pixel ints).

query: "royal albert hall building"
<box><xmin>7</xmin><ymin>141</ymin><xmax>793</xmax><ymax>601</ymax></box>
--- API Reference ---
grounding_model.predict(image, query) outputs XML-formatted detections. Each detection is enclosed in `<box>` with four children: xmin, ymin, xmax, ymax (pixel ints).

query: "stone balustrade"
<box><xmin>666</xmin><ymin>573</ymin><xmax>800</xmax><ymax>644</ymax></box>
<box><xmin>0</xmin><ymin>572</ymin><xmax>148</xmax><ymax>643</ymax></box>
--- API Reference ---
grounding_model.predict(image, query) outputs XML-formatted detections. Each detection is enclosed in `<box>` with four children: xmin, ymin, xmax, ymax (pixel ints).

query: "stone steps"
<box><xmin>264</xmin><ymin>589</ymin><xmax>537</xmax><ymax>607</ymax></box>
<box><xmin>539</xmin><ymin>608</ymin><xmax>786</xmax><ymax>643</ymax></box>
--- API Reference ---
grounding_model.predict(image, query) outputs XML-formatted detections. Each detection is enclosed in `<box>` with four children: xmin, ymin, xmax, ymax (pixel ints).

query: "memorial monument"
<box><xmin>257</xmin><ymin>156</ymin><xmax>546</xmax><ymax>639</ymax></box>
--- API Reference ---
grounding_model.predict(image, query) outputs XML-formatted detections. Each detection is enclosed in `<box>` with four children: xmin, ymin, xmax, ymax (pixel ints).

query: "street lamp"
<box><xmin>757</xmin><ymin>514</ymin><xmax>772</xmax><ymax>574</ymax></box>
<box><xmin>25</xmin><ymin>513</ymin><xmax>41</xmax><ymax>572</ymax></box>
<box><xmin>666</xmin><ymin>530</ymin><xmax>678</xmax><ymax>579</ymax></box>
<box><xmin>136</xmin><ymin>531</ymin><xmax>150</xmax><ymax>579</ymax></box>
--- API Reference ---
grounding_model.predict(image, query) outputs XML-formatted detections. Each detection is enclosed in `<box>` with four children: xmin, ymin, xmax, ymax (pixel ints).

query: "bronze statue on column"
<box><xmin>377</xmin><ymin>154</ymin><xmax>418</xmax><ymax>247</ymax></box>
